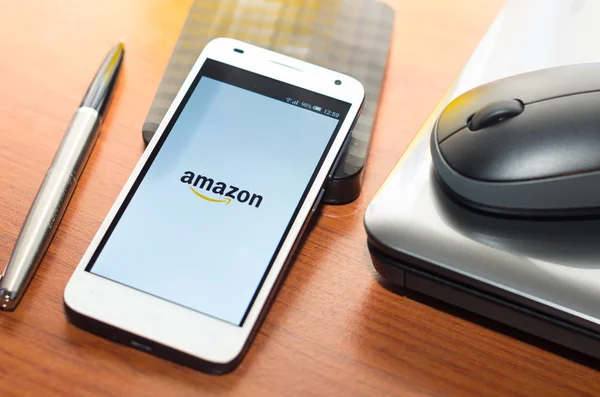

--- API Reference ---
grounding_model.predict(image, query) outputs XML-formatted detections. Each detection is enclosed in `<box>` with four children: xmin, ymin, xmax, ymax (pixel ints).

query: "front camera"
<box><xmin>334</xmin><ymin>80</ymin><xmax>342</xmax><ymax>85</ymax></box>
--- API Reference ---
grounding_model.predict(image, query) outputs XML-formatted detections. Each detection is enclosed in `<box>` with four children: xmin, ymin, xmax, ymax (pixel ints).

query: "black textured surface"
<box><xmin>142</xmin><ymin>0</ymin><xmax>394</xmax><ymax>204</ymax></box>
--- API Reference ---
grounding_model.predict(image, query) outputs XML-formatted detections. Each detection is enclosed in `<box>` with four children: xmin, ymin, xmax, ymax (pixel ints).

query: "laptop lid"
<box><xmin>365</xmin><ymin>0</ymin><xmax>600</xmax><ymax>331</ymax></box>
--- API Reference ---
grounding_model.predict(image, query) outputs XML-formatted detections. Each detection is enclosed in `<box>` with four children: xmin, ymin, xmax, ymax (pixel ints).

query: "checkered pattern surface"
<box><xmin>143</xmin><ymin>0</ymin><xmax>394</xmax><ymax>179</ymax></box>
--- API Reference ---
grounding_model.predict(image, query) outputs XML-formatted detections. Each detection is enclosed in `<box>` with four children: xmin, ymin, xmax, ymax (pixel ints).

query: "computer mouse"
<box><xmin>430</xmin><ymin>62</ymin><xmax>600</xmax><ymax>217</ymax></box>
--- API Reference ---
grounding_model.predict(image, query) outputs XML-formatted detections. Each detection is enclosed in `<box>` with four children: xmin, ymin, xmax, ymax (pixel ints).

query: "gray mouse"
<box><xmin>430</xmin><ymin>62</ymin><xmax>600</xmax><ymax>217</ymax></box>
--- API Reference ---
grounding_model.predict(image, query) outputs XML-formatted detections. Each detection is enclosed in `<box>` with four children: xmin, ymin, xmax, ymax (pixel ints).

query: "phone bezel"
<box><xmin>64</xmin><ymin>38</ymin><xmax>365</xmax><ymax>370</ymax></box>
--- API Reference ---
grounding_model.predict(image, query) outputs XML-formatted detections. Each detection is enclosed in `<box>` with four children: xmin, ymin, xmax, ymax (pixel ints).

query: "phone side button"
<box><xmin>312</xmin><ymin>188</ymin><xmax>326</xmax><ymax>213</ymax></box>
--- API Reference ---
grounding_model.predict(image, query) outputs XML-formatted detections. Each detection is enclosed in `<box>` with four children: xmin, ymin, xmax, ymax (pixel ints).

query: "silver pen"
<box><xmin>0</xmin><ymin>42</ymin><xmax>124</xmax><ymax>310</ymax></box>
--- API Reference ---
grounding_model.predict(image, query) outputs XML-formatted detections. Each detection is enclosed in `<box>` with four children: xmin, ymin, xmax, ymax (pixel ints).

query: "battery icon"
<box><xmin>313</xmin><ymin>105</ymin><xmax>322</xmax><ymax>112</ymax></box>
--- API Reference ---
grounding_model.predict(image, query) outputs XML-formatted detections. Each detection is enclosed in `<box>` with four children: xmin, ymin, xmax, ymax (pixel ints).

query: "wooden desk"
<box><xmin>0</xmin><ymin>1</ymin><xmax>598</xmax><ymax>395</ymax></box>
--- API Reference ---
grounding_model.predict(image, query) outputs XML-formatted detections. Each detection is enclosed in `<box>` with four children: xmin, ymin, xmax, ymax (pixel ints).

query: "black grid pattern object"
<box><xmin>143</xmin><ymin>0</ymin><xmax>394</xmax><ymax>180</ymax></box>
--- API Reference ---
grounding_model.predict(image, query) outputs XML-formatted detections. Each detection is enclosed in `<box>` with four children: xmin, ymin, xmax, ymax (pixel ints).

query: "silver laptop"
<box><xmin>365</xmin><ymin>0</ymin><xmax>600</xmax><ymax>360</ymax></box>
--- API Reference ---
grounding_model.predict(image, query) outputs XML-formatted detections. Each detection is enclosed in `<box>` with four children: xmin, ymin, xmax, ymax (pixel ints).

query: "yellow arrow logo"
<box><xmin>190</xmin><ymin>186</ymin><xmax>232</xmax><ymax>205</ymax></box>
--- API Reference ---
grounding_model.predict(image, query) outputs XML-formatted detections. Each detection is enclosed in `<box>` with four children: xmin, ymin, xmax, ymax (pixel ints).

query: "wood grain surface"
<box><xmin>1</xmin><ymin>0</ymin><xmax>599</xmax><ymax>396</ymax></box>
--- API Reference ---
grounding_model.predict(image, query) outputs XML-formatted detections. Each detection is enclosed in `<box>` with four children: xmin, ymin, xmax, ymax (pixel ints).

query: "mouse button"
<box><xmin>439</xmin><ymin>91</ymin><xmax>600</xmax><ymax>182</ymax></box>
<box><xmin>436</xmin><ymin>82</ymin><xmax>529</xmax><ymax>142</ymax></box>
<box><xmin>468</xmin><ymin>99</ymin><xmax>524</xmax><ymax>131</ymax></box>
<box><xmin>436</xmin><ymin>89</ymin><xmax>495</xmax><ymax>142</ymax></box>
<box><xmin>437</xmin><ymin>126</ymin><xmax>501</xmax><ymax>181</ymax></box>
<box><xmin>436</xmin><ymin>63</ymin><xmax>600</xmax><ymax>142</ymax></box>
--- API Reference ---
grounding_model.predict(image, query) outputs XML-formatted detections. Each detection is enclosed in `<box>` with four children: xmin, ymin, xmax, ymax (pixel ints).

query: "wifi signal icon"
<box><xmin>286</xmin><ymin>97</ymin><xmax>292</xmax><ymax>103</ymax></box>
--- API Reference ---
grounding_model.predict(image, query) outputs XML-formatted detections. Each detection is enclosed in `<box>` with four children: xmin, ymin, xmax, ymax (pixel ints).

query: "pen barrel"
<box><xmin>0</xmin><ymin>107</ymin><xmax>100</xmax><ymax>310</ymax></box>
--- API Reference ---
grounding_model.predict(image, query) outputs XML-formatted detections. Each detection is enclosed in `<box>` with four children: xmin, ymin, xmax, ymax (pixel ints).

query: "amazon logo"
<box><xmin>180</xmin><ymin>171</ymin><xmax>263</xmax><ymax>208</ymax></box>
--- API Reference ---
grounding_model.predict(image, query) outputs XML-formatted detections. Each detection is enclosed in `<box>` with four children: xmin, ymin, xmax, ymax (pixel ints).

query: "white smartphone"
<box><xmin>64</xmin><ymin>38</ymin><xmax>364</xmax><ymax>373</ymax></box>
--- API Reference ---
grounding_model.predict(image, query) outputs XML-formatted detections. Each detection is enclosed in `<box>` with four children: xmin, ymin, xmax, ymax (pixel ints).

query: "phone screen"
<box><xmin>85</xmin><ymin>59</ymin><xmax>351</xmax><ymax>326</ymax></box>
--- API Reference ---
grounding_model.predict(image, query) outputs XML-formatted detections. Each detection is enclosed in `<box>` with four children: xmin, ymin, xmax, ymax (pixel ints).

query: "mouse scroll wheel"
<box><xmin>468</xmin><ymin>99</ymin><xmax>524</xmax><ymax>131</ymax></box>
